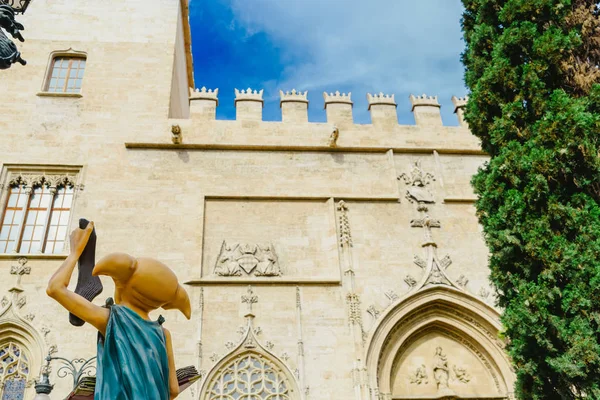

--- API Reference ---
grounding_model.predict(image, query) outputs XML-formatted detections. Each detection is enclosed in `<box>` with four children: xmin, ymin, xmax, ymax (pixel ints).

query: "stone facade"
<box><xmin>0</xmin><ymin>1</ymin><xmax>515</xmax><ymax>399</ymax></box>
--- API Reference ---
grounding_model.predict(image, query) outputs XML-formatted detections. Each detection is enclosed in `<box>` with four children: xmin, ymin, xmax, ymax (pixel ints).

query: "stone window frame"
<box><xmin>205</xmin><ymin>351</ymin><xmax>294</xmax><ymax>400</ymax></box>
<box><xmin>0</xmin><ymin>165</ymin><xmax>84</xmax><ymax>258</ymax></box>
<box><xmin>37</xmin><ymin>48</ymin><xmax>87</xmax><ymax>99</ymax></box>
<box><xmin>0</xmin><ymin>340</ymin><xmax>31</xmax><ymax>400</ymax></box>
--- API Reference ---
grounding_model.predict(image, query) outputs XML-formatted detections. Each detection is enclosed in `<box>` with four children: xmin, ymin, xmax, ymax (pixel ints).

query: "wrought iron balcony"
<box><xmin>0</xmin><ymin>0</ymin><xmax>31</xmax><ymax>14</ymax></box>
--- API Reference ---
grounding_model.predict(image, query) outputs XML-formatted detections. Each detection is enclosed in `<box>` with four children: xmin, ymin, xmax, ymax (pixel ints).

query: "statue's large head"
<box><xmin>92</xmin><ymin>252</ymin><xmax>191</xmax><ymax>319</ymax></box>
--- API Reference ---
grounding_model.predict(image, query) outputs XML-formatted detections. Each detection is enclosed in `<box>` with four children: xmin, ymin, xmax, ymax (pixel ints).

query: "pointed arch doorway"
<box><xmin>365</xmin><ymin>286</ymin><xmax>515</xmax><ymax>400</ymax></box>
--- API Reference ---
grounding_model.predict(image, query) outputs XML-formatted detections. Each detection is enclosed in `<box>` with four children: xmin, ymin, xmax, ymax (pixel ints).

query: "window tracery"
<box><xmin>0</xmin><ymin>342</ymin><xmax>29</xmax><ymax>400</ymax></box>
<box><xmin>208</xmin><ymin>353</ymin><xmax>290</xmax><ymax>400</ymax></box>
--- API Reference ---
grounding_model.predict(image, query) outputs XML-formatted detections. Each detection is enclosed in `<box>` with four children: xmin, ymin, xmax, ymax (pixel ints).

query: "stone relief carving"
<box><xmin>404</xmin><ymin>275</ymin><xmax>417</xmax><ymax>288</ymax></box>
<box><xmin>225</xmin><ymin>341</ymin><xmax>235</xmax><ymax>350</ymax></box>
<box><xmin>409</xmin><ymin>364</ymin><xmax>429</xmax><ymax>385</ymax></box>
<box><xmin>385</xmin><ymin>290</ymin><xmax>399</xmax><ymax>303</ymax></box>
<box><xmin>367</xmin><ymin>305</ymin><xmax>380</xmax><ymax>320</ymax></box>
<box><xmin>453</xmin><ymin>365</ymin><xmax>471</xmax><ymax>383</ymax></box>
<box><xmin>433</xmin><ymin>346</ymin><xmax>450</xmax><ymax>390</ymax></box>
<box><xmin>409</xmin><ymin>207</ymin><xmax>462</xmax><ymax>291</ymax></box>
<box><xmin>478</xmin><ymin>287</ymin><xmax>491</xmax><ymax>299</ymax></box>
<box><xmin>214</xmin><ymin>241</ymin><xmax>281</xmax><ymax>277</ymax></box>
<box><xmin>398</xmin><ymin>160</ymin><xmax>436</xmax><ymax>203</ymax></box>
<box><xmin>10</xmin><ymin>257</ymin><xmax>30</xmax><ymax>283</ymax></box>
<box><xmin>408</xmin><ymin>347</ymin><xmax>471</xmax><ymax>392</ymax></box>
<box><xmin>457</xmin><ymin>274</ymin><xmax>469</xmax><ymax>288</ymax></box>
<box><xmin>346</xmin><ymin>292</ymin><xmax>362</xmax><ymax>326</ymax></box>
<box><xmin>265</xmin><ymin>341</ymin><xmax>274</xmax><ymax>351</ymax></box>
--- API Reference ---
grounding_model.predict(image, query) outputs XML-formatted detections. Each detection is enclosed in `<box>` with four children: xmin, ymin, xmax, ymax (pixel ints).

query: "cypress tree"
<box><xmin>460</xmin><ymin>0</ymin><xmax>600</xmax><ymax>398</ymax></box>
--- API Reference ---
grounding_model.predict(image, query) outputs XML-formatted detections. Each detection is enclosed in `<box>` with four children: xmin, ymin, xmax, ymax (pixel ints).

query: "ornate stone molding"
<box><xmin>337</xmin><ymin>200</ymin><xmax>353</xmax><ymax>248</ymax></box>
<box><xmin>214</xmin><ymin>241</ymin><xmax>281</xmax><ymax>277</ymax></box>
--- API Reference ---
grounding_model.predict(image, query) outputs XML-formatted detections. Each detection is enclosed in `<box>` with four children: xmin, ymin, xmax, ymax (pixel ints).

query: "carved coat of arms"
<box><xmin>214</xmin><ymin>241</ymin><xmax>281</xmax><ymax>277</ymax></box>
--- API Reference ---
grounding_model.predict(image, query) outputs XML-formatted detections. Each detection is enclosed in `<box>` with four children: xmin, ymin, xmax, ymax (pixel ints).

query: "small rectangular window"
<box><xmin>45</xmin><ymin>56</ymin><xmax>86</xmax><ymax>94</ymax></box>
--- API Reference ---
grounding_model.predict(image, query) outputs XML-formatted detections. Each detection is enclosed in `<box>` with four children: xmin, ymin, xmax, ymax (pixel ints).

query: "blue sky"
<box><xmin>188</xmin><ymin>1</ymin><xmax>467</xmax><ymax>125</ymax></box>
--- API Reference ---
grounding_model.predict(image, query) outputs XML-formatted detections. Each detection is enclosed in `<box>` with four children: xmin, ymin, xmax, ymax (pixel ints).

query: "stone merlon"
<box><xmin>452</xmin><ymin>96</ymin><xmax>469</xmax><ymax>127</ymax></box>
<box><xmin>410</xmin><ymin>93</ymin><xmax>442</xmax><ymax>127</ymax></box>
<box><xmin>235</xmin><ymin>88</ymin><xmax>264</xmax><ymax>121</ymax></box>
<box><xmin>280</xmin><ymin>89</ymin><xmax>309</xmax><ymax>123</ymax></box>
<box><xmin>367</xmin><ymin>93</ymin><xmax>397</xmax><ymax>126</ymax></box>
<box><xmin>323</xmin><ymin>91</ymin><xmax>353</xmax><ymax>125</ymax></box>
<box><xmin>190</xmin><ymin>87</ymin><xmax>219</xmax><ymax>120</ymax></box>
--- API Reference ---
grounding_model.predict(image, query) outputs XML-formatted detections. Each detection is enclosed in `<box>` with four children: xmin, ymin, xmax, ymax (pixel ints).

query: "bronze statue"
<box><xmin>47</xmin><ymin>222</ymin><xmax>192</xmax><ymax>399</ymax></box>
<box><xmin>0</xmin><ymin>4</ymin><xmax>26</xmax><ymax>69</ymax></box>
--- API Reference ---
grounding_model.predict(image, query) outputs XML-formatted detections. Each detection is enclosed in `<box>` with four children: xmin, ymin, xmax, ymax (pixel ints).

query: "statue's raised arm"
<box><xmin>47</xmin><ymin>222</ymin><xmax>191</xmax><ymax>400</ymax></box>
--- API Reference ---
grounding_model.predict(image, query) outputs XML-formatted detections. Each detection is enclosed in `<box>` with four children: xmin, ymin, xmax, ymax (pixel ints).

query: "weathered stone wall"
<box><xmin>0</xmin><ymin>1</ymin><xmax>515</xmax><ymax>399</ymax></box>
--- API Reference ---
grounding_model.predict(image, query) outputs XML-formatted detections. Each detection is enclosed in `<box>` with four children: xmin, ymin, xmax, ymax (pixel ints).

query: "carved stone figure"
<box><xmin>214</xmin><ymin>241</ymin><xmax>281</xmax><ymax>277</ymax></box>
<box><xmin>409</xmin><ymin>364</ymin><xmax>429</xmax><ymax>385</ymax></box>
<box><xmin>433</xmin><ymin>346</ymin><xmax>450</xmax><ymax>390</ymax></box>
<box><xmin>46</xmin><ymin>222</ymin><xmax>192</xmax><ymax>399</ymax></box>
<box><xmin>0</xmin><ymin>5</ymin><xmax>26</xmax><ymax>69</ymax></box>
<box><xmin>398</xmin><ymin>160</ymin><xmax>436</xmax><ymax>203</ymax></box>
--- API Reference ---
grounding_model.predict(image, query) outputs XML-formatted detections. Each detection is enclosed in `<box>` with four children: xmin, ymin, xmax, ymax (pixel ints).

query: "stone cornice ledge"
<box><xmin>0</xmin><ymin>253</ymin><xmax>68</xmax><ymax>260</ymax></box>
<box><xmin>185</xmin><ymin>277</ymin><xmax>341</xmax><ymax>285</ymax></box>
<box><xmin>37</xmin><ymin>92</ymin><xmax>83</xmax><ymax>98</ymax></box>
<box><xmin>443</xmin><ymin>197</ymin><xmax>478</xmax><ymax>203</ymax></box>
<box><xmin>124</xmin><ymin>142</ymin><xmax>487</xmax><ymax>156</ymax></box>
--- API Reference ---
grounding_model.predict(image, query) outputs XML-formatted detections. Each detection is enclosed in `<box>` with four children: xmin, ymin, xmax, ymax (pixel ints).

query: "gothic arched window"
<box><xmin>208</xmin><ymin>353</ymin><xmax>291</xmax><ymax>400</ymax></box>
<box><xmin>0</xmin><ymin>342</ymin><xmax>30</xmax><ymax>400</ymax></box>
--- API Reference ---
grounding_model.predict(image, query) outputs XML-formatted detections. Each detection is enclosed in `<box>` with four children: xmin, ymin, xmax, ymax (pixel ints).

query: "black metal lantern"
<box><xmin>0</xmin><ymin>0</ymin><xmax>31</xmax><ymax>14</ymax></box>
<box><xmin>0</xmin><ymin>0</ymin><xmax>28</xmax><ymax>69</ymax></box>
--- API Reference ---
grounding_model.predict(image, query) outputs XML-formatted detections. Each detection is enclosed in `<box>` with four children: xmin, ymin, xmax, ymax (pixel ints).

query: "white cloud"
<box><xmin>225</xmin><ymin>0</ymin><xmax>467</xmax><ymax>124</ymax></box>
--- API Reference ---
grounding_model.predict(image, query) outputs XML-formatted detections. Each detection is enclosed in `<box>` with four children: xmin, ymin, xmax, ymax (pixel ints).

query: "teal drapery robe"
<box><xmin>95</xmin><ymin>304</ymin><xmax>170</xmax><ymax>400</ymax></box>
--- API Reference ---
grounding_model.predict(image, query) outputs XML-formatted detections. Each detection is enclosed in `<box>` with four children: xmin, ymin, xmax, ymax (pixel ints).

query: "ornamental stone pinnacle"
<box><xmin>241</xmin><ymin>285</ymin><xmax>258</xmax><ymax>316</ymax></box>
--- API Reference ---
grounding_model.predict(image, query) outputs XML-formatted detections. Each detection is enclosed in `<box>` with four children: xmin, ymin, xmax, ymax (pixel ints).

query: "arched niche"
<box><xmin>365</xmin><ymin>286</ymin><xmax>515</xmax><ymax>400</ymax></box>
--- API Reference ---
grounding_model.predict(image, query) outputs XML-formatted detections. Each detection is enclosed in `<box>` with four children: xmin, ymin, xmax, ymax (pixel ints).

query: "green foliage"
<box><xmin>461</xmin><ymin>0</ymin><xmax>600</xmax><ymax>398</ymax></box>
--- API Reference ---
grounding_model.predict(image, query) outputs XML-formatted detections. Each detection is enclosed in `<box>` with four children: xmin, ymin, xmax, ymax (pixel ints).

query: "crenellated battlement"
<box><xmin>367</xmin><ymin>92</ymin><xmax>396</xmax><ymax>108</ymax></box>
<box><xmin>280</xmin><ymin>89</ymin><xmax>308</xmax><ymax>103</ymax></box>
<box><xmin>189</xmin><ymin>87</ymin><xmax>470</xmax><ymax>128</ymax></box>
<box><xmin>323</xmin><ymin>91</ymin><xmax>353</xmax><ymax>105</ymax></box>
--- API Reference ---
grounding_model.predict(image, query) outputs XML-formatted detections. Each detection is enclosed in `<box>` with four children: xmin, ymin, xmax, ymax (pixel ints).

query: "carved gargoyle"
<box><xmin>0</xmin><ymin>5</ymin><xmax>26</xmax><ymax>69</ymax></box>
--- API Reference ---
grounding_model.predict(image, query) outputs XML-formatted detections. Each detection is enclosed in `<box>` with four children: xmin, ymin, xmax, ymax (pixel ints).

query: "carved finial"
<box><xmin>366</xmin><ymin>92</ymin><xmax>396</xmax><ymax>109</ymax></box>
<box><xmin>241</xmin><ymin>285</ymin><xmax>258</xmax><ymax>316</ymax></box>
<box><xmin>409</xmin><ymin>93</ymin><xmax>440</xmax><ymax>110</ymax></box>
<box><xmin>190</xmin><ymin>87</ymin><xmax>219</xmax><ymax>105</ymax></box>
